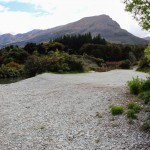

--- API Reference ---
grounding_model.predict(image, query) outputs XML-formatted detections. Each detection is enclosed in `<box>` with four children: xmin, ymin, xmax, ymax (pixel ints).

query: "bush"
<box><xmin>65</xmin><ymin>55</ymin><xmax>86</xmax><ymax>72</ymax></box>
<box><xmin>95</xmin><ymin>67</ymin><xmax>109</xmax><ymax>72</ymax></box>
<box><xmin>24</xmin><ymin>56</ymin><xmax>42</xmax><ymax>77</ymax></box>
<box><xmin>24</xmin><ymin>51</ymin><xmax>86</xmax><ymax>77</ymax></box>
<box><xmin>139</xmin><ymin>91</ymin><xmax>150</xmax><ymax>104</ymax></box>
<box><xmin>5</xmin><ymin>61</ymin><xmax>23</xmax><ymax>70</ymax></box>
<box><xmin>140</xmin><ymin>79</ymin><xmax>150</xmax><ymax>92</ymax></box>
<box><xmin>128</xmin><ymin>101</ymin><xmax>141</xmax><ymax>113</ymax></box>
<box><xmin>137</xmin><ymin>57</ymin><xmax>150</xmax><ymax>72</ymax></box>
<box><xmin>119</xmin><ymin>60</ymin><xmax>130</xmax><ymax>69</ymax></box>
<box><xmin>2</xmin><ymin>47</ymin><xmax>29</xmax><ymax>64</ymax></box>
<box><xmin>0</xmin><ymin>64</ymin><xmax>23</xmax><ymax>78</ymax></box>
<box><xmin>111</xmin><ymin>105</ymin><xmax>124</xmax><ymax>115</ymax></box>
<box><xmin>141</xmin><ymin>114</ymin><xmax>150</xmax><ymax>132</ymax></box>
<box><xmin>127</xmin><ymin>77</ymin><xmax>143</xmax><ymax>95</ymax></box>
<box><xmin>127</xmin><ymin>109</ymin><xmax>137</xmax><ymax>119</ymax></box>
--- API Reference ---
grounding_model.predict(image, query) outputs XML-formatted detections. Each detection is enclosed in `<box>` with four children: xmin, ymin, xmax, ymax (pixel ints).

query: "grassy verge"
<box><xmin>127</xmin><ymin>77</ymin><xmax>150</xmax><ymax>131</ymax></box>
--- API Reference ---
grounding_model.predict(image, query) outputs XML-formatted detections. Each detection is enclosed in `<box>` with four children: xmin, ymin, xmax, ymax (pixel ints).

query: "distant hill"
<box><xmin>144</xmin><ymin>37</ymin><xmax>150</xmax><ymax>41</ymax></box>
<box><xmin>0</xmin><ymin>15</ymin><xmax>148</xmax><ymax>48</ymax></box>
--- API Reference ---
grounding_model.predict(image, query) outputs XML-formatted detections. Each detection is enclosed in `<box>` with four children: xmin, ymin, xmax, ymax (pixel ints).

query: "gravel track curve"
<box><xmin>0</xmin><ymin>70</ymin><xmax>149</xmax><ymax>150</ymax></box>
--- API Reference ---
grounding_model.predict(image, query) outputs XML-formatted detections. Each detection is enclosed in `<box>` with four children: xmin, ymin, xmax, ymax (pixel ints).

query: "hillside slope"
<box><xmin>0</xmin><ymin>15</ymin><xmax>148</xmax><ymax>47</ymax></box>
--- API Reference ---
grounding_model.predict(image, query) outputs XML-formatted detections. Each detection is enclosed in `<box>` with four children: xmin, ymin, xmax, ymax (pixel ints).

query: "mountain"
<box><xmin>0</xmin><ymin>29</ymin><xmax>42</xmax><ymax>47</ymax></box>
<box><xmin>0</xmin><ymin>15</ymin><xmax>148</xmax><ymax>48</ymax></box>
<box><xmin>144</xmin><ymin>37</ymin><xmax>150</xmax><ymax>41</ymax></box>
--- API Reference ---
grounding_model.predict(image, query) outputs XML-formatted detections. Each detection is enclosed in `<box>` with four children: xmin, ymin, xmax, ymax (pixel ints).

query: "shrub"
<box><xmin>137</xmin><ymin>57</ymin><xmax>150</xmax><ymax>72</ymax></box>
<box><xmin>140</xmin><ymin>79</ymin><xmax>150</xmax><ymax>92</ymax></box>
<box><xmin>127</xmin><ymin>109</ymin><xmax>137</xmax><ymax>119</ymax></box>
<box><xmin>95</xmin><ymin>67</ymin><xmax>109</xmax><ymax>72</ymax></box>
<box><xmin>127</xmin><ymin>77</ymin><xmax>143</xmax><ymax>95</ymax></box>
<box><xmin>128</xmin><ymin>101</ymin><xmax>141</xmax><ymax>113</ymax></box>
<box><xmin>0</xmin><ymin>64</ymin><xmax>23</xmax><ymax>78</ymax></box>
<box><xmin>0</xmin><ymin>46</ymin><xmax>29</xmax><ymax>66</ymax></box>
<box><xmin>83</xmin><ymin>54</ymin><xmax>104</xmax><ymax>66</ymax></box>
<box><xmin>48</xmin><ymin>42</ymin><xmax>65</xmax><ymax>52</ymax></box>
<box><xmin>66</xmin><ymin>55</ymin><xmax>86</xmax><ymax>72</ymax></box>
<box><xmin>111</xmin><ymin>105</ymin><xmax>124</xmax><ymax>115</ymax></box>
<box><xmin>24</xmin><ymin>56</ymin><xmax>42</xmax><ymax>77</ymax></box>
<box><xmin>24</xmin><ymin>52</ymin><xmax>86</xmax><ymax>77</ymax></box>
<box><xmin>141</xmin><ymin>114</ymin><xmax>150</xmax><ymax>131</ymax></box>
<box><xmin>119</xmin><ymin>60</ymin><xmax>130</xmax><ymax>69</ymax></box>
<box><xmin>139</xmin><ymin>91</ymin><xmax>150</xmax><ymax>104</ymax></box>
<box><xmin>6</xmin><ymin>61</ymin><xmax>22</xmax><ymax>70</ymax></box>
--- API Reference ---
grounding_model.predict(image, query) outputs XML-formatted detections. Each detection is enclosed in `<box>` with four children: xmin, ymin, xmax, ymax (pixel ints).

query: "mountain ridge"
<box><xmin>144</xmin><ymin>37</ymin><xmax>150</xmax><ymax>41</ymax></box>
<box><xmin>0</xmin><ymin>15</ymin><xmax>148</xmax><ymax>47</ymax></box>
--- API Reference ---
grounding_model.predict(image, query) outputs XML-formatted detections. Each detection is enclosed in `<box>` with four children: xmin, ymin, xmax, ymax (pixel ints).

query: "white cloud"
<box><xmin>0</xmin><ymin>0</ymin><xmax>149</xmax><ymax>37</ymax></box>
<box><xmin>0</xmin><ymin>5</ymin><xmax>8</xmax><ymax>12</ymax></box>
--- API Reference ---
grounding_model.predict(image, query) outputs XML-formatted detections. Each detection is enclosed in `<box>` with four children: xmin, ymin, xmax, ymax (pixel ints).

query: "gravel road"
<box><xmin>0</xmin><ymin>69</ymin><xmax>149</xmax><ymax>150</ymax></box>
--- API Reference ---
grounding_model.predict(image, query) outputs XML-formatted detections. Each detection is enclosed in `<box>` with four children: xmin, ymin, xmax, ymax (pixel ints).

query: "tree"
<box><xmin>123</xmin><ymin>0</ymin><xmax>150</xmax><ymax>30</ymax></box>
<box><xmin>24</xmin><ymin>43</ymin><xmax>37</xmax><ymax>54</ymax></box>
<box><xmin>145</xmin><ymin>42</ymin><xmax>150</xmax><ymax>60</ymax></box>
<box><xmin>124</xmin><ymin>0</ymin><xmax>150</xmax><ymax>62</ymax></box>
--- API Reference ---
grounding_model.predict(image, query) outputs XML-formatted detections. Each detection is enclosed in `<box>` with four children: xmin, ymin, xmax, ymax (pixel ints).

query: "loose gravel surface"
<box><xmin>0</xmin><ymin>69</ymin><xmax>150</xmax><ymax>150</ymax></box>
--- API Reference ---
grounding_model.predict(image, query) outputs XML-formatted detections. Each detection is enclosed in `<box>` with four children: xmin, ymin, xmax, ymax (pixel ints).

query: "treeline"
<box><xmin>53</xmin><ymin>33</ymin><xmax>145</xmax><ymax>61</ymax></box>
<box><xmin>0</xmin><ymin>33</ymin><xmax>146</xmax><ymax>78</ymax></box>
<box><xmin>23</xmin><ymin>33</ymin><xmax>145</xmax><ymax>61</ymax></box>
<box><xmin>53</xmin><ymin>33</ymin><xmax>107</xmax><ymax>51</ymax></box>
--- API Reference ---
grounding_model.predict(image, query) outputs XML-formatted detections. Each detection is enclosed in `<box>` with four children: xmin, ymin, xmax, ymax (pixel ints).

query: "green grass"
<box><xmin>128</xmin><ymin>101</ymin><xmax>141</xmax><ymax>113</ymax></box>
<box><xmin>127</xmin><ymin>77</ymin><xmax>143</xmax><ymax>95</ymax></box>
<box><xmin>139</xmin><ymin>91</ymin><xmax>150</xmax><ymax>104</ymax></box>
<box><xmin>127</xmin><ymin>109</ymin><xmax>137</xmax><ymax>119</ymax></box>
<box><xmin>111</xmin><ymin>105</ymin><xmax>124</xmax><ymax>115</ymax></box>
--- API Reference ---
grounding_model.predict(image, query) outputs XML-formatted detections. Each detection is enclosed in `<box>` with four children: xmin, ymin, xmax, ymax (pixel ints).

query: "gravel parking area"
<box><xmin>0</xmin><ymin>70</ymin><xmax>149</xmax><ymax>150</ymax></box>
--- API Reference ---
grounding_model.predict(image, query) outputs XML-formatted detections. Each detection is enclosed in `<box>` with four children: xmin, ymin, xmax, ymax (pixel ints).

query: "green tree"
<box><xmin>145</xmin><ymin>42</ymin><xmax>150</xmax><ymax>60</ymax></box>
<box><xmin>123</xmin><ymin>0</ymin><xmax>150</xmax><ymax>30</ymax></box>
<box><xmin>124</xmin><ymin>0</ymin><xmax>150</xmax><ymax>64</ymax></box>
<box><xmin>24</xmin><ymin>43</ymin><xmax>37</xmax><ymax>54</ymax></box>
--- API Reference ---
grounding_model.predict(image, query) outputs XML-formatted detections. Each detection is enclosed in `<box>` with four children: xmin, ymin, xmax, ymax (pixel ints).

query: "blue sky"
<box><xmin>0</xmin><ymin>0</ymin><xmax>149</xmax><ymax>37</ymax></box>
<box><xmin>1</xmin><ymin>1</ymin><xmax>35</xmax><ymax>12</ymax></box>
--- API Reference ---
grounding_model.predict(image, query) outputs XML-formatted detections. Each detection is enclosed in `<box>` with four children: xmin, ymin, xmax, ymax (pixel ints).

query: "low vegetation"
<box><xmin>127</xmin><ymin>101</ymin><xmax>141</xmax><ymax>113</ymax></box>
<box><xmin>127</xmin><ymin>77</ymin><xmax>150</xmax><ymax>131</ymax></box>
<box><xmin>127</xmin><ymin>109</ymin><xmax>137</xmax><ymax>119</ymax></box>
<box><xmin>137</xmin><ymin>57</ymin><xmax>150</xmax><ymax>73</ymax></box>
<box><xmin>127</xmin><ymin>77</ymin><xmax>143</xmax><ymax>95</ymax></box>
<box><xmin>0</xmin><ymin>33</ymin><xmax>146</xmax><ymax>79</ymax></box>
<box><xmin>24</xmin><ymin>51</ymin><xmax>86</xmax><ymax>77</ymax></box>
<box><xmin>139</xmin><ymin>91</ymin><xmax>150</xmax><ymax>104</ymax></box>
<box><xmin>111</xmin><ymin>105</ymin><xmax>124</xmax><ymax>115</ymax></box>
<box><xmin>141</xmin><ymin>114</ymin><xmax>150</xmax><ymax>132</ymax></box>
<box><xmin>119</xmin><ymin>59</ymin><xmax>131</xmax><ymax>69</ymax></box>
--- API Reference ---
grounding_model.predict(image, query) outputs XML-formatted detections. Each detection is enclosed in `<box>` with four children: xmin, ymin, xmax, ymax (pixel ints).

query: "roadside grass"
<box><xmin>111</xmin><ymin>105</ymin><xmax>124</xmax><ymax>115</ymax></box>
<box><xmin>127</xmin><ymin>77</ymin><xmax>150</xmax><ymax>131</ymax></box>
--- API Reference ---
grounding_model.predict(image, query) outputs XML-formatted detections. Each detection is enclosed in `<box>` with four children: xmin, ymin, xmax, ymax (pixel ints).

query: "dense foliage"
<box><xmin>24</xmin><ymin>51</ymin><xmax>86</xmax><ymax>77</ymax></box>
<box><xmin>0</xmin><ymin>33</ymin><xmax>146</xmax><ymax>78</ymax></box>
<box><xmin>53</xmin><ymin>33</ymin><xmax>107</xmax><ymax>51</ymax></box>
<box><xmin>145</xmin><ymin>43</ymin><xmax>150</xmax><ymax>60</ymax></box>
<box><xmin>53</xmin><ymin>33</ymin><xmax>145</xmax><ymax>61</ymax></box>
<box><xmin>123</xmin><ymin>0</ymin><xmax>150</xmax><ymax>30</ymax></box>
<box><xmin>124</xmin><ymin>0</ymin><xmax>150</xmax><ymax>132</ymax></box>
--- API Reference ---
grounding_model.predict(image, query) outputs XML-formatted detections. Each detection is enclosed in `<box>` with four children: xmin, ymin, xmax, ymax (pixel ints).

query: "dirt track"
<box><xmin>0</xmin><ymin>70</ymin><xmax>149</xmax><ymax>150</ymax></box>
